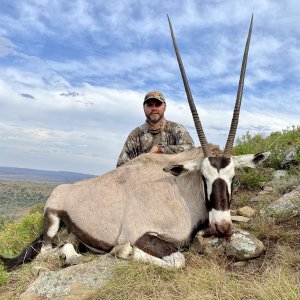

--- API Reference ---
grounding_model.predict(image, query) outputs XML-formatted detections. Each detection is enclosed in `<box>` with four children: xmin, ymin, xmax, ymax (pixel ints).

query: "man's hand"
<box><xmin>150</xmin><ymin>145</ymin><xmax>164</xmax><ymax>153</ymax></box>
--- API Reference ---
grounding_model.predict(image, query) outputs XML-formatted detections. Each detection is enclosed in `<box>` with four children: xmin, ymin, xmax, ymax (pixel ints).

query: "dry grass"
<box><xmin>94</xmin><ymin>252</ymin><xmax>300</xmax><ymax>300</ymax></box>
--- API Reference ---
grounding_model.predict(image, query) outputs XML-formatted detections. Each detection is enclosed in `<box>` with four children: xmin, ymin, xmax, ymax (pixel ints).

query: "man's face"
<box><xmin>143</xmin><ymin>99</ymin><xmax>166</xmax><ymax>124</ymax></box>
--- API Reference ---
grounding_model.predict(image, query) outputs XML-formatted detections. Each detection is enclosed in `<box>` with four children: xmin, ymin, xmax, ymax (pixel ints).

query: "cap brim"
<box><xmin>143</xmin><ymin>97</ymin><xmax>165</xmax><ymax>104</ymax></box>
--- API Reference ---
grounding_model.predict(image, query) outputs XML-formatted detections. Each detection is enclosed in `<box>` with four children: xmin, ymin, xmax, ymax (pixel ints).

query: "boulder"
<box><xmin>263</xmin><ymin>186</ymin><xmax>274</xmax><ymax>192</ymax></box>
<box><xmin>281</xmin><ymin>147</ymin><xmax>298</xmax><ymax>169</ymax></box>
<box><xmin>191</xmin><ymin>229</ymin><xmax>265</xmax><ymax>261</ymax></box>
<box><xmin>225</xmin><ymin>229</ymin><xmax>266</xmax><ymax>260</ymax></box>
<box><xmin>237</xmin><ymin>206</ymin><xmax>256</xmax><ymax>217</ymax></box>
<box><xmin>261</xmin><ymin>186</ymin><xmax>300</xmax><ymax>219</ymax></box>
<box><xmin>20</xmin><ymin>254</ymin><xmax>127</xmax><ymax>300</ymax></box>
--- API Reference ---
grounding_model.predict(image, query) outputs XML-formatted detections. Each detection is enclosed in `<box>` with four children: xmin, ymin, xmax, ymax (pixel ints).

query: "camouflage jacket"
<box><xmin>117</xmin><ymin>119</ymin><xmax>195</xmax><ymax>167</ymax></box>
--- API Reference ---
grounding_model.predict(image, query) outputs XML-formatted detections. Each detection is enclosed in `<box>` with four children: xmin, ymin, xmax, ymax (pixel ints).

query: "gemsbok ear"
<box><xmin>232</xmin><ymin>151</ymin><xmax>270</xmax><ymax>169</ymax></box>
<box><xmin>163</xmin><ymin>158</ymin><xmax>201</xmax><ymax>176</ymax></box>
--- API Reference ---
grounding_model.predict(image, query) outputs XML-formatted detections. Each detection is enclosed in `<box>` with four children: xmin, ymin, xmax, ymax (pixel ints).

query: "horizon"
<box><xmin>0</xmin><ymin>165</ymin><xmax>95</xmax><ymax>175</ymax></box>
<box><xmin>1</xmin><ymin>1</ymin><xmax>299</xmax><ymax>175</ymax></box>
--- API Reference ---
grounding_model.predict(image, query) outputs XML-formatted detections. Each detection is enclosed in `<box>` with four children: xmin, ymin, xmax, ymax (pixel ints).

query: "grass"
<box><xmin>93</xmin><ymin>253</ymin><xmax>300</xmax><ymax>300</ymax></box>
<box><xmin>272</xmin><ymin>173</ymin><xmax>300</xmax><ymax>194</ymax></box>
<box><xmin>0</xmin><ymin>211</ymin><xmax>43</xmax><ymax>287</ymax></box>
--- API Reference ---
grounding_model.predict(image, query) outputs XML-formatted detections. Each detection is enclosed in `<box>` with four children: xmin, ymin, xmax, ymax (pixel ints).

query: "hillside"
<box><xmin>0</xmin><ymin>167</ymin><xmax>96</xmax><ymax>220</ymax></box>
<box><xmin>0</xmin><ymin>166</ymin><xmax>95</xmax><ymax>184</ymax></box>
<box><xmin>0</xmin><ymin>181</ymin><xmax>57</xmax><ymax>220</ymax></box>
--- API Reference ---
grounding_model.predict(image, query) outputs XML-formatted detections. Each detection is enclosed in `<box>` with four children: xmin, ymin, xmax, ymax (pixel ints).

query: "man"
<box><xmin>117</xmin><ymin>91</ymin><xmax>195</xmax><ymax>167</ymax></box>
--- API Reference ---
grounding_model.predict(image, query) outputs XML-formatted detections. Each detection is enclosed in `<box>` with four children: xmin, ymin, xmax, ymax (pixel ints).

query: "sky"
<box><xmin>0</xmin><ymin>0</ymin><xmax>299</xmax><ymax>175</ymax></box>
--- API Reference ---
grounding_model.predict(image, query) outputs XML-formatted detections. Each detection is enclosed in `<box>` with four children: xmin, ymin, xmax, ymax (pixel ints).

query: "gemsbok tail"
<box><xmin>0</xmin><ymin>234</ymin><xmax>43</xmax><ymax>270</ymax></box>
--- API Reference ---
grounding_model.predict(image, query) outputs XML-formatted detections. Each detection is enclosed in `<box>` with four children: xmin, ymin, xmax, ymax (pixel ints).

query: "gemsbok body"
<box><xmin>0</xmin><ymin>15</ymin><xmax>269</xmax><ymax>269</ymax></box>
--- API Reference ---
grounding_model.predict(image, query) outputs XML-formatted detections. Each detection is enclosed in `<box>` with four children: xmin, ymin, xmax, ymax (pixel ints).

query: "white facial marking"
<box><xmin>47</xmin><ymin>214</ymin><xmax>60</xmax><ymax>238</ymax></box>
<box><xmin>209</xmin><ymin>209</ymin><xmax>231</xmax><ymax>224</ymax></box>
<box><xmin>202</xmin><ymin>157</ymin><xmax>235</xmax><ymax>198</ymax></box>
<box><xmin>219</xmin><ymin>162</ymin><xmax>235</xmax><ymax>195</ymax></box>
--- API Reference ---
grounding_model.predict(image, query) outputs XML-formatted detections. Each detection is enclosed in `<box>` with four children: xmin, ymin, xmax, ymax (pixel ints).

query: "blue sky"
<box><xmin>0</xmin><ymin>0</ymin><xmax>299</xmax><ymax>175</ymax></box>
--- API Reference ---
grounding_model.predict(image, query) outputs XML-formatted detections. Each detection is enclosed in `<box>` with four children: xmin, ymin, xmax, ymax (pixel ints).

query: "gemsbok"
<box><xmin>0</xmin><ymin>15</ymin><xmax>269</xmax><ymax>269</ymax></box>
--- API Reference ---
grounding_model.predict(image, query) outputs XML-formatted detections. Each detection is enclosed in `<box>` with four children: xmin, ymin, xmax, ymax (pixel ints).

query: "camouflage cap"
<box><xmin>143</xmin><ymin>91</ymin><xmax>166</xmax><ymax>104</ymax></box>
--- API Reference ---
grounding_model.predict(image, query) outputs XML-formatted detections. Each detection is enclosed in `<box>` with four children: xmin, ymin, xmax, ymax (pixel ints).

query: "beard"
<box><xmin>146</xmin><ymin>113</ymin><xmax>163</xmax><ymax>124</ymax></box>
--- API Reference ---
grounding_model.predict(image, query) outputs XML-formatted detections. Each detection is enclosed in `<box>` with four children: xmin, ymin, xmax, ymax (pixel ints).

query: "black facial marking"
<box><xmin>210</xmin><ymin>178</ymin><xmax>230</xmax><ymax>211</ymax></box>
<box><xmin>209</xmin><ymin>157</ymin><xmax>231</xmax><ymax>171</ymax></box>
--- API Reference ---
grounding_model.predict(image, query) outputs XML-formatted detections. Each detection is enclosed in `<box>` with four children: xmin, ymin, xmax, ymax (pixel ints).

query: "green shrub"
<box><xmin>233</xmin><ymin>126</ymin><xmax>300</xmax><ymax>170</ymax></box>
<box><xmin>236</xmin><ymin>168</ymin><xmax>269</xmax><ymax>190</ymax></box>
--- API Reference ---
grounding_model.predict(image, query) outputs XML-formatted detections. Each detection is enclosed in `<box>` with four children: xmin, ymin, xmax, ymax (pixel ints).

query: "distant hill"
<box><xmin>0</xmin><ymin>166</ymin><xmax>96</xmax><ymax>184</ymax></box>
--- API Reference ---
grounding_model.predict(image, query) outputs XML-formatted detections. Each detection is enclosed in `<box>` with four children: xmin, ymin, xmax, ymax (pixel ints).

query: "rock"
<box><xmin>261</xmin><ymin>186</ymin><xmax>300</xmax><ymax>219</ymax></box>
<box><xmin>273</xmin><ymin>170</ymin><xmax>288</xmax><ymax>179</ymax></box>
<box><xmin>20</xmin><ymin>254</ymin><xmax>127</xmax><ymax>300</ymax></box>
<box><xmin>263</xmin><ymin>186</ymin><xmax>274</xmax><ymax>192</ymax></box>
<box><xmin>237</xmin><ymin>206</ymin><xmax>256</xmax><ymax>217</ymax></box>
<box><xmin>191</xmin><ymin>234</ymin><xmax>225</xmax><ymax>256</ymax></box>
<box><xmin>31</xmin><ymin>266</ymin><xmax>50</xmax><ymax>277</ymax></box>
<box><xmin>232</xmin><ymin>261</ymin><xmax>246</xmax><ymax>268</ymax></box>
<box><xmin>231</xmin><ymin>215</ymin><xmax>250</xmax><ymax>223</ymax></box>
<box><xmin>225</xmin><ymin>229</ymin><xmax>266</xmax><ymax>260</ymax></box>
<box><xmin>192</xmin><ymin>229</ymin><xmax>265</xmax><ymax>261</ymax></box>
<box><xmin>281</xmin><ymin>147</ymin><xmax>298</xmax><ymax>169</ymax></box>
<box><xmin>65</xmin><ymin>254</ymin><xmax>84</xmax><ymax>266</ymax></box>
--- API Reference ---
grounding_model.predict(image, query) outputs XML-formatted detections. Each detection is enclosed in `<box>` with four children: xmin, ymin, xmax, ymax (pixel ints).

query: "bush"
<box><xmin>235</xmin><ymin>168</ymin><xmax>270</xmax><ymax>191</ymax></box>
<box><xmin>233</xmin><ymin>126</ymin><xmax>300</xmax><ymax>170</ymax></box>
